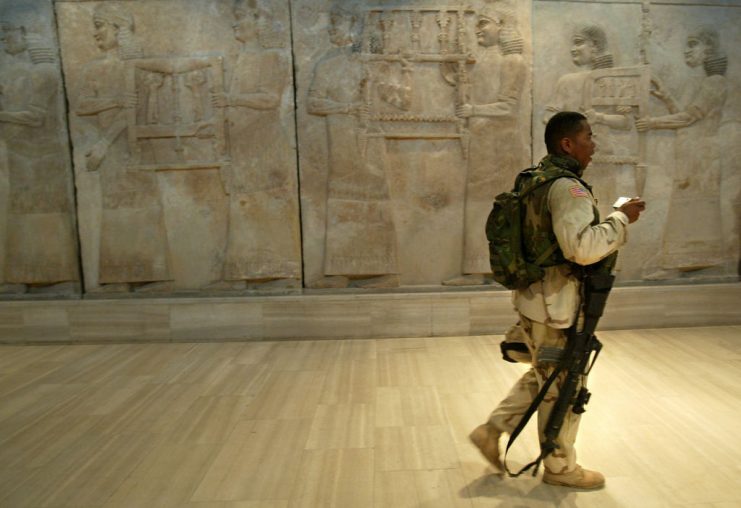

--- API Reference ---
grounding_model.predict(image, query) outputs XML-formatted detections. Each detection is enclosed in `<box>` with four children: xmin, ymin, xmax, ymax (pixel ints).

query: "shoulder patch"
<box><xmin>569</xmin><ymin>185</ymin><xmax>589</xmax><ymax>198</ymax></box>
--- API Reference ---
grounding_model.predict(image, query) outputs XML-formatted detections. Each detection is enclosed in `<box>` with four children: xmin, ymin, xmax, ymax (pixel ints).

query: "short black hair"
<box><xmin>545</xmin><ymin>111</ymin><xmax>587</xmax><ymax>154</ymax></box>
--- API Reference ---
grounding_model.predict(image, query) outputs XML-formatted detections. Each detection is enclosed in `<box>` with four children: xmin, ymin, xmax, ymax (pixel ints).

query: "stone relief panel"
<box><xmin>294</xmin><ymin>0</ymin><xmax>532</xmax><ymax>288</ymax></box>
<box><xmin>2</xmin><ymin>0</ymin><xmax>735</xmax><ymax>299</ymax></box>
<box><xmin>533</xmin><ymin>1</ymin><xmax>741</xmax><ymax>283</ymax></box>
<box><xmin>636</xmin><ymin>4</ymin><xmax>741</xmax><ymax>282</ymax></box>
<box><xmin>0</xmin><ymin>0</ymin><xmax>80</xmax><ymax>297</ymax></box>
<box><xmin>57</xmin><ymin>0</ymin><xmax>301</xmax><ymax>294</ymax></box>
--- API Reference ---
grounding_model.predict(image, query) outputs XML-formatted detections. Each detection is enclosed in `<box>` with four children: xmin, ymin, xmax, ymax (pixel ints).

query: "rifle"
<box><xmin>538</xmin><ymin>270</ymin><xmax>614</xmax><ymax>465</ymax></box>
<box><xmin>503</xmin><ymin>255</ymin><xmax>617</xmax><ymax>477</ymax></box>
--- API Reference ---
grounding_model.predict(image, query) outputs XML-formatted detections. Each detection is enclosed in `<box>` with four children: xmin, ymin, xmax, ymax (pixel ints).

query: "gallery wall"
<box><xmin>0</xmin><ymin>0</ymin><xmax>738</xmax><ymax>298</ymax></box>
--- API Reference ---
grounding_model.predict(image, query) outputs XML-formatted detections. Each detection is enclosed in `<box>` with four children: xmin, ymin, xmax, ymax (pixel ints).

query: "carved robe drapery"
<box><xmin>222</xmin><ymin>49</ymin><xmax>301</xmax><ymax>281</ymax></box>
<box><xmin>309</xmin><ymin>48</ymin><xmax>398</xmax><ymax>277</ymax></box>
<box><xmin>463</xmin><ymin>49</ymin><xmax>527</xmax><ymax>274</ymax></box>
<box><xmin>660</xmin><ymin>74</ymin><xmax>727</xmax><ymax>270</ymax></box>
<box><xmin>78</xmin><ymin>55</ymin><xmax>171</xmax><ymax>284</ymax></box>
<box><xmin>1</xmin><ymin>59</ymin><xmax>78</xmax><ymax>284</ymax></box>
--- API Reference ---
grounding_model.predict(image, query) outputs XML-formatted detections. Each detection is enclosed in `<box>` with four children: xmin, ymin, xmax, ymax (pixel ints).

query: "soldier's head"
<box><xmin>0</xmin><ymin>21</ymin><xmax>28</xmax><ymax>56</ymax></box>
<box><xmin>571</xmin><ymin>25</ymin><xmax>612</xmax><ymax>69</ymax></box>
<box><xmin>545</xmin><ymin>111</ymin><xmax>595</xmax><ymax>170</ymax></box>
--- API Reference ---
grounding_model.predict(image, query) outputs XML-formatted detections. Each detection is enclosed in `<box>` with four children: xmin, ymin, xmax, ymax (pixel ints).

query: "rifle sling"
<box><xmin>502</xmin><ymin>272</ymin><xmax>614</xmax><ymax>478</ymax></box>
<box><xmin>502</xmin><ymin>363</ymin><xmax>565</xmax><ymax>477</ymax></box>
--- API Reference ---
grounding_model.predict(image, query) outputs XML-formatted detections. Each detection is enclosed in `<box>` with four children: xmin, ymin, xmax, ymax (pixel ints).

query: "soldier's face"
<box><xmin>233</xmin><ymin>6</ymin><xmax>258</xmax><ymax>43</ymax></box>
<box><xmin>570</xmin><ymin>35</ymin><xmax>595</xmax><ymax>67</ymax></box>
<box><xmin>476</xmin><ymin>16</ymin><xmax>501</xmax><ymax>47</ymax></box>
<box><xmin>684</xmin><ymin>36</ymin><xmax>708</xmax><ymax>68</ymax></box>
<box><xmin>563</xmin><ymin>121</ymin><xmax>596</xmax><ymax>170</ymax></box>
<box><xmin>1</xmin><ymin>27</ymin><xmax>27</xmax><ymax>55</ymax></box>
<box><xmin>93</xmin><ymin>18</ymin><xmax>118</xmax><ymax>51</ymax></box>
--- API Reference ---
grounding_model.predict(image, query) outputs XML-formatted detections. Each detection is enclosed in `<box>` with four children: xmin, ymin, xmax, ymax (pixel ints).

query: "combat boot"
<box><xmin>469</xmin><ymin>423</ymin><xmax>502</xmax><ymax>471</ymax></box>
<box><xmin>542</xmin><ymin>465</ymin><xmax>605</xmax><ymax>489</ymax></box>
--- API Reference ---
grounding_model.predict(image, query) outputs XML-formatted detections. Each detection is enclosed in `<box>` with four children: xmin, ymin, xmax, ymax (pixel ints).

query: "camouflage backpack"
<box><xmin>485</xmin><ymin>163</ymin><xmax>589</xmax><ymax>290</ymax></box>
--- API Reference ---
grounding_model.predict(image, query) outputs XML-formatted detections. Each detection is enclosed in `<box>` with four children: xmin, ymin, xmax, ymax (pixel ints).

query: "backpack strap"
<box><xmin>515</xmin><ymin>169</ymin><xmax>587</xmax><ymax>269</ymax></box>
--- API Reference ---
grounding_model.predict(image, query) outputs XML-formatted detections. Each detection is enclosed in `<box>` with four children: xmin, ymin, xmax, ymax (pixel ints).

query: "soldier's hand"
<box><xmin>618</xmin><ymin>198</ymin><xmax>646</xmax><ymax>224</ymax></box>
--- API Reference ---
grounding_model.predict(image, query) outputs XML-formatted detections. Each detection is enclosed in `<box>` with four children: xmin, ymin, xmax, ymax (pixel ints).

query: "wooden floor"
<box><xmin>1</xmin><ymin>326</ymin><xmax>740</xmax><ymax>508</ymax></box>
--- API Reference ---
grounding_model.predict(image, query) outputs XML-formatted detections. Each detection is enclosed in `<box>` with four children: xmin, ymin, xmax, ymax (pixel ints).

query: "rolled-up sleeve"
<box><xmin>548</xmin><ymin>178</ymin><xmax>628</xmax><ymax>266</ymax></box>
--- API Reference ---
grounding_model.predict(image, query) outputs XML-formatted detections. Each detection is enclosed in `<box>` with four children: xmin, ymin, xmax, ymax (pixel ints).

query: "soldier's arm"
<box><xmin>549</xmin><ymin>178</ymin><xmax>629</xmax><ymax>266</ymax></box>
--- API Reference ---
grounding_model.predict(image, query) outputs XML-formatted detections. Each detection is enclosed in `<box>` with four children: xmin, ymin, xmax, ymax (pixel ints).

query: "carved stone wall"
<box><xmin>0</xmin><ymin>0</ymin><xmax>80</xmax><ymax>297</ymax></box>
<box><xmin>533</xmin><ymin>0</ymin><xmax>741</xmax><ymax>283</ymax></box>
<box><xmin>294</xmin><ymin>0</ymin><xmax>532</xmax><ymax>288</ymax></box>
<box><xmin>56</xmin><ymin>0</ymin><xmax>301</xmax><ymax>294</ymax></box>
<box><xmin>0</xmin><ymin>0</ymin><xmax>738</xmax><ymax>300</ymax></box>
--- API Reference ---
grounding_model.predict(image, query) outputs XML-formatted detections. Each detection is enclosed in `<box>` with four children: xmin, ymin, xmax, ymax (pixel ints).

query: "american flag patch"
<box><xmin>569</xmin><ymin>185</ymin><xmax>589</xmax><ymax>198</ymax></box>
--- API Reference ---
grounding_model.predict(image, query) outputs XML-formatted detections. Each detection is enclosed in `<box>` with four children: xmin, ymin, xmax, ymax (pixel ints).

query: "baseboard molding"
<box><xmin>1</xmin><ymin>282</ymin><xmax>739</xmax><ymax>344</ymax></box>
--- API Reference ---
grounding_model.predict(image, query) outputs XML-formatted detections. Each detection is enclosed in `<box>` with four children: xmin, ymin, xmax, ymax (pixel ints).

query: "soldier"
<box><xmin>469</xmin><ymin>112</ymin><xmax>645</xmax><ymax>489</ymax></box>
<box><xmin>0</xmin><ymin>17</ymin><xmax>78</xmax><ymax>294</ymax></box>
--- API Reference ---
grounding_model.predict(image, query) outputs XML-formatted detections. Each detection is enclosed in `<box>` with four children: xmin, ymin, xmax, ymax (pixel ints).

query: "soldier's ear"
<box><xmin>559</xmin><ymin>136</ymin><xmax>574</xmax><ymax>156</ymax></box>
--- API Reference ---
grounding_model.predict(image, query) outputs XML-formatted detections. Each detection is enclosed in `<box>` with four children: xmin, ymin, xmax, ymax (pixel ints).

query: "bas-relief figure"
<box><xmin>307</xmin><ymin>4</ymin><xmax>400</xmax><ymax>289</ymax></box>
<box><xmin>5</xmin><ymin>1</ymin><xmax>736</xmax><ymax>298</ymax></box>
<box><xmin>441</xmin><ymin>6</ymin><xmax>528</xmax><ymax>286</ymax></box>
<box><xmin>637</xmin><ymin>26</ymin><xmax>730</xmax><ymax>278</ymax></box>
<box><xmin>68</xmin><ymin>0</ymin><xmax>301</xmax><ymax>294</ymax></box>
<box><xmin>0</xmin><ymin>8</ymin><xmax>79</xmax><ymax>295</ymax></box>
<box><xmin>75</xmin><ymin>3</ymin><xmax>173</xmax><ymax>293</ymax></box>
<box><xmin>542</xmin><ymin>24</ymin><xmax>645</xmax><ymax>223</ymax></box>
<box><xmin>213</xmin><ymin>0</ymin><xmax>301</xmax><ymax>290</ymax></box>
<box><xmin>303</xmin><ymin>2</ymin><xmax>532</xmax><ymax>288</ymax></box>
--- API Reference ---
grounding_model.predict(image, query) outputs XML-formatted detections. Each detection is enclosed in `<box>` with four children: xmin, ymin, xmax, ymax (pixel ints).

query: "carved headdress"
<box><xmin>690</xmin><ymin>26</ymin><xmax>727</xmax><ymax>76</ymax></box>
<box><xmin>328</xmin><ymin>1</ymin><xmax>363</xmax><ymax>51</ymax></box>
<box><xmin>478</xmin><ymin>5</ymin><xmax>523</xmax><ymax>55</ymax></box>
<box><xmin>0</xmin><ymin>6</ymin><xmax>55</xmax><ymax>64</ymax></box>
<box><xmin>574</xmin><ymin>24</ymin><xmax>613</xmax><ymax>69</ymax></box>
<box><xmin>92</xmin><ymin>3</ymin><xmax>142</xmax><ymax>60</ymax></box>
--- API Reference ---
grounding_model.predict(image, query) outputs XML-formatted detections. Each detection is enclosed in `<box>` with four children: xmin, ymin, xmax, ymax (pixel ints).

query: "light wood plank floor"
<box><xmin>1</xmin><ymin>326</ymin><xmax>740</xmax><ymax>508</ymax></box>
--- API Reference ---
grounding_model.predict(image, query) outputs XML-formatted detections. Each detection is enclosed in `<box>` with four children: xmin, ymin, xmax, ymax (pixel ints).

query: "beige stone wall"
<box><xmin>533</xmin><ymin>0</ymin><xmax>741</xmax><ymax>284</ymax></box>
<box><xmin>0</xmin><ymin>0</ymin><xmax>738</xmax><ymax>299</ymax></box>
<box><xmin>0</xmin><ymin>0</ymin><xmax>80</xmax><ymax>297</ymax></box>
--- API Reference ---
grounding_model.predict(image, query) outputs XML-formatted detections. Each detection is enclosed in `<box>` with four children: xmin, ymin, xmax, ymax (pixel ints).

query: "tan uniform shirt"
<box><xmin>514</xmin><ymin>177</ymin><xmax>629</xmax><ymax>328</ymax></box>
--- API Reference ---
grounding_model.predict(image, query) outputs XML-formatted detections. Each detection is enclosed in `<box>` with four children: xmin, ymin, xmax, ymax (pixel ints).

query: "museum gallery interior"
<box><xmin>0</xmin><ymin>0</ymin><xmax>739</xmax><ymax>506</ymax></box>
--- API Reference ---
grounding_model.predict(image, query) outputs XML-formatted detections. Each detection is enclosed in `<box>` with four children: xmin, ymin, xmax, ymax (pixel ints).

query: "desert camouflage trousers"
<box><xmin>488</xmin><ymin>314</ymin><xmax>583</xmax><ymax>475</ymax></box>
